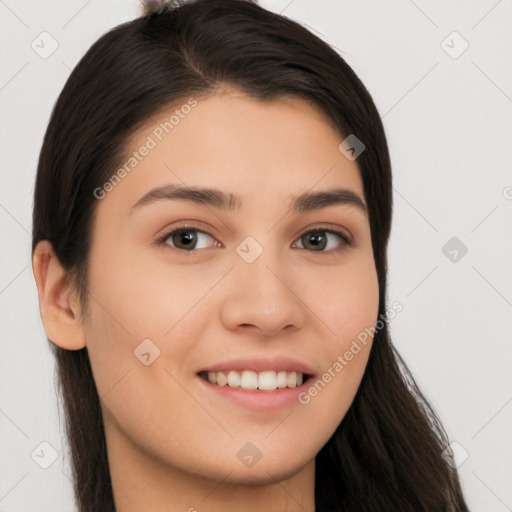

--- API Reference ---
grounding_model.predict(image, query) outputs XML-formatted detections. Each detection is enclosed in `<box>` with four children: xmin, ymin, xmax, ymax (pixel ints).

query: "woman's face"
<box><xmin>84</xmin><ymin>90</ymin><xmax>379</xmax><ymax>485</ymax></box>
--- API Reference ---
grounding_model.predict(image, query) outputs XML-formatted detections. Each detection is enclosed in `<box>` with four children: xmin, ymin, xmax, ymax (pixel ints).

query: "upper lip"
<box><xmin>198</xmin><ymin>356</ymin><xmax>316</xmax><ymax>376</ymax></box>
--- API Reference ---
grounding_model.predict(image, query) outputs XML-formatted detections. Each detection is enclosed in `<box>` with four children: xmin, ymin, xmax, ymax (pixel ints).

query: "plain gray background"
<box><xmin>1</xmin><ymin>0</ymin><xmax>511</xmax><ymax>510</ymax></box>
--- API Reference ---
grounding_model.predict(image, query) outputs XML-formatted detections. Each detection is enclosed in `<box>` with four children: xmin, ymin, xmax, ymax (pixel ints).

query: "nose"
<box><xmin>219</xmin><ymin>248</ymin><xmax>306</xmax><ymax>338</ymax></box>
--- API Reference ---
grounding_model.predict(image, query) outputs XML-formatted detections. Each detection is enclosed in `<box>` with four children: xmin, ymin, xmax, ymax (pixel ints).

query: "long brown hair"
<box><xmin>32</xmin><ymin>1</ymin><xmax>469</xmax><ymax>510</ymax></box>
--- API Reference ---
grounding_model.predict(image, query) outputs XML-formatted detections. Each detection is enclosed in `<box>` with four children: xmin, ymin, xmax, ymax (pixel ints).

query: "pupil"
<box><xmin>178</xmin><ymin>231</ymin><xmax>195</xmax><ymax>248</ymax></box>
<box><xmin>307</xmin><ymin>232</ymin><xmax>325</xmax><ymax>250</ymax></box>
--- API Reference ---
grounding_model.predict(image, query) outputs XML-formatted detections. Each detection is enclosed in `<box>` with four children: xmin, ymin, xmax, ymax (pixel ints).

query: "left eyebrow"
<box><xmin>130</xmin><ymin>184</ymin><xmax>367</xmax><ymax>216</ymax></box>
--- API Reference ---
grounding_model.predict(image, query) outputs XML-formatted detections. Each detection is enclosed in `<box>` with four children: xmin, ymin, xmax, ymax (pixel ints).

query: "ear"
<box><xmin>32</xmin><ymin>240</ymin><xmax>86</xmax><ymax>350</ymax></box>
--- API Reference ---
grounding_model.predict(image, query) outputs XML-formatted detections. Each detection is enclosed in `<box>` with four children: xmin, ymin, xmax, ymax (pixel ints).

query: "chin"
<box><xmin>202</xmin><ymin>455</ymin><xmax>314</xmax><ymax>487</ymax></box>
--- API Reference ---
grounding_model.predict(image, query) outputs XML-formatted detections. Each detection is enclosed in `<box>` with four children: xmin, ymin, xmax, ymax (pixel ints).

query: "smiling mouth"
<box><xmin>198</xmin><ymin>370</ymin><xmax>311</xmax><ymax>391</ymax></box>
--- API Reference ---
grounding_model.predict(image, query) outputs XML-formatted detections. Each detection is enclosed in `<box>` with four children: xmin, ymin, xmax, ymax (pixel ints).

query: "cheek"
<box><xmin>83</xmin><ymin>251</ymin><xmax>219</xmax><ymax>404</ymax></box>
<box><xmin>309</xmin><ymin>251</ymin><xmax>380</xmax><ymax>349</ymax></box>
<box><xmin>87</xmin><ymin>243</ymin><xmax>207</xmax><ymax>337</ymax></box>
<box><xmin>301</xmin><ymin>252</ymin><xmax>379</xmax><ymax>408</ymax></box>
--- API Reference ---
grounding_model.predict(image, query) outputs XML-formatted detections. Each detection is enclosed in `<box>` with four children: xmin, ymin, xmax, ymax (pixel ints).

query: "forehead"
<box><xmin>99</xmin><ymin>91</ymin><xmax>365</xmax><ymax>214</ymax></box>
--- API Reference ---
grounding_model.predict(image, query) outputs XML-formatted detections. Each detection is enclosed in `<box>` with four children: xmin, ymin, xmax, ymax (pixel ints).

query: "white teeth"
<box><xmin>205</xmin><ymin>370</ymin><xmax>305</xmax><ymax>390</ymax></box>
<box><xmin>277</xmin><ymin>371</ymin><xmax>288</xmax><ymax>389</ymax></box>
<box><xmin>240</xmin><ymin>370</ymin><xmax>258</xmax><ymax>390</ymax></box>
<box><xmin>216</xmin><ymin>372</ymin><xmax>228</xmax><ymax>386</ymax></box>
<box><xmin>227</xmin><ymin>370</ymin><xmax>240</xmax><ymax>387</ymax></box>
<box><xmin>258</xmin><ymin>371</ymin><xmax>277</xmax><ymax>391</ymax></box>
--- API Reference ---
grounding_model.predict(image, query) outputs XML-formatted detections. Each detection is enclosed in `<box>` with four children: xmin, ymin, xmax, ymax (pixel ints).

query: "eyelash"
<box><xmin>155</xmin><ymin>223</ymin><xmax>354</xmax><ymax>254</ymax></box>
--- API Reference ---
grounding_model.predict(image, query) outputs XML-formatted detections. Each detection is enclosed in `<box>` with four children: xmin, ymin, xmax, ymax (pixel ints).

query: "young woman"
<box><xmin>31</xmin><ymin>0</ymin><xmax>470</xmax><ymax>510</ymax></box>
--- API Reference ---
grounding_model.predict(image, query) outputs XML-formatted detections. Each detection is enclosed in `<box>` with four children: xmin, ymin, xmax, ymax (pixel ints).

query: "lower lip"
<box><xmin>197</xmin><ymin>375</ymin><xmax>312</xmax><ymax>412</ymax></box>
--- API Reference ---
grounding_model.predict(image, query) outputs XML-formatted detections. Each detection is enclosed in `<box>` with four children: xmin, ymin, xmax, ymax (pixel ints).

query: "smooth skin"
<box><xmin>32</xmin><ymin>89</ymin><xmax>379</xmax><ymax>512</ymax></box>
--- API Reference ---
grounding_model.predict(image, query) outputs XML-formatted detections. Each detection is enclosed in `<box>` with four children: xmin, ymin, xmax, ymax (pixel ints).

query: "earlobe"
<box><xmin>32</xmin><ymin>240</ymin><xmax>86</xmax><ymax>350</ymax></box>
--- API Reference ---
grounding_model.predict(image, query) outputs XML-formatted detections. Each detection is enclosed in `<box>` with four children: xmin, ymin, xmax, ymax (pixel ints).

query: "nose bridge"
<box><xmin>235</xmin><ymin>231</ymin><xmax>288</xmax><ymax>294</ymax></box>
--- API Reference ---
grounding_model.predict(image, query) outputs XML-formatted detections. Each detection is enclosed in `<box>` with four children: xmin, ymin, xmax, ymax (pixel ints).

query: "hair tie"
<box><xmin>140</xmin><ymin>0</ymin><xmax>180</xmax><ymax>16</ymax></box>
<box><xmin>141</xmin><ymin>0</ymin><xmax>257</xmax><ymax>16</ymax></box>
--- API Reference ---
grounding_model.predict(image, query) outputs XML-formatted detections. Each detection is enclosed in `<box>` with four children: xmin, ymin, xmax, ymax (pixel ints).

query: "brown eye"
<box><xmin>161</xmin><ymin>226</ymin><xmax>217</xmax><ymax>251</ymax></box>
<box><xmin>295</xmin><ymin>228</ymin><xmax>352</xmax><ymax>252</ymax></box>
